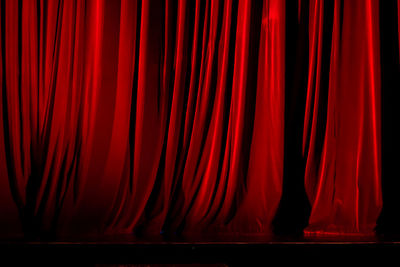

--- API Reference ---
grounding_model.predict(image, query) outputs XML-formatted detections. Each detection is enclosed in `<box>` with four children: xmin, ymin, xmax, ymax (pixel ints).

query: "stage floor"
<box><xmin>1</xmin><ymin>234</ymin><xmax>399</xmax><ymax>265</ymax></box>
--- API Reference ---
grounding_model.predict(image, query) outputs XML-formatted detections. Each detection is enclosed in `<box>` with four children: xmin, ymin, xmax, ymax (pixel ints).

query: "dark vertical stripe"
<box><xmin>273</xmin><ymin>0</ymin><xmax>310</xmax><ymax>235</ymax></box>
<box><xmin>377</xmin><ymin>0</ymin><xmax>400</xmax><ymax>235</ymax></box>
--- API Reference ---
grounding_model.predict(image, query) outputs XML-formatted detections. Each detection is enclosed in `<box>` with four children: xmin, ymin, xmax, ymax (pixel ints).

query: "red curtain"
<box><xmin>0</xmin><ymin>0</ymin><xmax>398</xmax><ymax>237</ymax></box>
<box><xmin>303</xmin><ymin>0</ymin><xmax>382</xmax><ymax>235</ymax></box>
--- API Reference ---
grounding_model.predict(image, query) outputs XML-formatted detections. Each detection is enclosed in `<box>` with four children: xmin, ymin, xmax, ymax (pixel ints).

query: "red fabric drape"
<box><xmin>303</xmin><ymin>0</ymin><xmax>382</xmax><ymax>235</ymax></box>
<box><xmin>0</xmin><ymin>0</ymin><xmax>397</xmax><ymax>237</ymax></box>
<box><xmin>0</xmin><ymin>0</ymin><xmax>285</xmax><ymax>236</ymax></box>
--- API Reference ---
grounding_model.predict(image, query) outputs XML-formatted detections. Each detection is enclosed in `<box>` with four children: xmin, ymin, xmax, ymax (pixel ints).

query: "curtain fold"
<box><xmin>0</xmin><ymin>0</ymin><xmax>399</xmax><ymax>237</ymax></box>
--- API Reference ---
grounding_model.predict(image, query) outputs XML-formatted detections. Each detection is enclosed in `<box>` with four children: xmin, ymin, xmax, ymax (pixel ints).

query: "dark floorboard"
<box><xmin>1</xmin><ymin>234</ymin><xmax>399</xmax><ymax>266</ymax></box>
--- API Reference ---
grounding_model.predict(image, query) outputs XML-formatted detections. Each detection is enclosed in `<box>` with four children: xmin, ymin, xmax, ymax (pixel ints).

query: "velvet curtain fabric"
<box><xmin>0</xmin><ymin>0</ymin><xmax>399</xmax><ymax>237</ymax></box>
